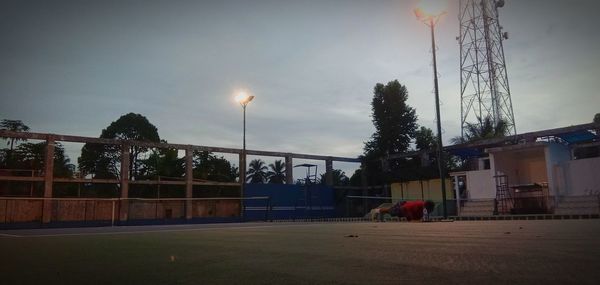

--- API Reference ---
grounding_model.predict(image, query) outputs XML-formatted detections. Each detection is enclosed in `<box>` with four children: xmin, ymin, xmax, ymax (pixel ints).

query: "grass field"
<box><xmin>1</xmin><ymin>220</ymin><xmax>599</xmax><ymax>284</ymax></box>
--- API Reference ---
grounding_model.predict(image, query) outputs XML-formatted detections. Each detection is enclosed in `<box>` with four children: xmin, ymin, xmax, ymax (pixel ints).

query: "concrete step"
<box><xmin>557</xmin><ymin>201</ymin><xmax>599</xmax><ymax>209</ymax></box>
<box><xmin>460</xmin><ymin>208</ymin><xmax>493</xmax><ymax>214</ymax></box>
<box><xmin>459</xmin><ymin>211</ymin><xmax>493</xmax><ymax>217</ymax></box>
<box><xmin>554</xmin><ymin>208</ymin><xmax>599</xmax><ymax>215</ymax></box>
<box><xmin>463</xmin><ymin>199</ymin><xmax>495</xmax><ymax>206</ymax></box>
<box><xmin>462</xmin><ymin>204</ymin><xmax>494</xmax><ymax>209</ymax></box>
<box><xmin>559</xmin><ymin>196</ymin><xmax>599</xmax><ymax>202</ymax></box>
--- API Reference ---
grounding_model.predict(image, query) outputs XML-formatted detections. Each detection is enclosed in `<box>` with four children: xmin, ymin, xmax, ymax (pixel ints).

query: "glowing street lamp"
<box><xmin>235</xmin><ymin>90</ymin><xmax>254</xmax><ymax>206</ymax></box>
<box><xmin>414</xmin><ymin>0</ymin><xmax>449</xmax><ymax>219</ymax></box>
<box><xmin>235</xmin><ymin>91</ymin><xmax>255</xmax><ymax>153</ymax></box>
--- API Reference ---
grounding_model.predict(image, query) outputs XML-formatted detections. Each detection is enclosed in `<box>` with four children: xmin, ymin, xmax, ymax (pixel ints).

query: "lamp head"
<box><xmin>235</xmin><ymin>91</ymin><xmax>255</xmax><ymax>106</ymax></box>
<box><xmin>414</xmin><ymin>0</ymin><xmax>447</xmax><ymax>23</ymax></box>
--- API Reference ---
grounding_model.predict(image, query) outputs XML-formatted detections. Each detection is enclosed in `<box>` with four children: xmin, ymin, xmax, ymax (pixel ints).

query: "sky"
<box><xmin>1</xmin><ymin>0</ymin><xmax>599</xmax><ymax>178</ymax></box>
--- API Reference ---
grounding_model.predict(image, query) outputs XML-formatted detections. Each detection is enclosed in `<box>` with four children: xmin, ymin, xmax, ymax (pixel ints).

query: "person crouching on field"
<box><xmin>372</xmin><ymin>200</ymin><xmax>435</xmax><ymax>222</ymax></box>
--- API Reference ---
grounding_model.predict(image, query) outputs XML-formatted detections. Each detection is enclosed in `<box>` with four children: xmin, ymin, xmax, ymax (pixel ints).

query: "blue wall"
<box><xmin>243</xmin><ymin>184</ymin><xmax>335</xmax><ymax>220</ymax></box>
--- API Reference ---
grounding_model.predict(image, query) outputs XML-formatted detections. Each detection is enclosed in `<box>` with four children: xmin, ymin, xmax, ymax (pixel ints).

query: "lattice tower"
<box><xmin>459</xmin><ymin>0</ymin><xmax>516</xmax><ymax>137</ymax></box>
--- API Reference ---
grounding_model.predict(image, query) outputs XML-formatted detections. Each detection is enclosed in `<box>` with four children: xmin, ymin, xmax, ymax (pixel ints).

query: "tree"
<box><xmin>594</xmin><ymin>113</ymin><xmax>600</xmax><ymax>124</ymax></box>
<box><xmin>246</xmin><ymin>159</ymin><xmax>268</xmax><ymax>184</ymax></box>
<box><xmin>451</xmin><ymin>116</ymin><xmax>508</xmax><ymax>144</ymax></box>
<box><xmin>362</xmin><ymin>80</ymin><xmax>418</xmax><ymax>185</ymax></box>
<box><xmin>267</xmin><ymin>160</ymin><xmax>286</xmax><ymax>184</ymax></box>
<box><xmin>138</xmin><ymin>147</ymin><xmax>185</xmax><ymax>180</ymax></box>
<box><xmin>14</xmin><ymin>142</ymin><xmax>75</xmax><ymax>177</ymax></box>
<box><xmin>78</xmin><ymin>113</ymin><xmax>160</xmax><ymax>179</ymax></box>
<box><xmin>320</xmin><ymin>169</ymin><xmax>350</xmax><ymax>186</ymax></box>
<box><xmin>193</xmin><ymin>151</ymin><xmax>237</xmax><ymax>182</ymax></box>
<box><xmin>0</xmin><ymin>119</ymin><xmax>30</xmax><ymax>167</ymax></box>
<box><xmin>364</xmin><ymin>80</ymin><xmax>417</xmax><ymax>157</ymax></box>
<box><xmin>414</xmin><ymin>126</ymin><xmax>436</xmax><ymax>151</ymax></box>
<box><xmin>0</xmin><ymin>119</ymin><xmax>30</xmax><ymax>151</ymax></box>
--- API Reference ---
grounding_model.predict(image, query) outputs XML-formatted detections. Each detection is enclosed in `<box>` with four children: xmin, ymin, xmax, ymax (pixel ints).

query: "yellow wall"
<box><xmin>391</xmin><ymin>179</ymin><xmax>454</xmax><ymax>202</ymax></box>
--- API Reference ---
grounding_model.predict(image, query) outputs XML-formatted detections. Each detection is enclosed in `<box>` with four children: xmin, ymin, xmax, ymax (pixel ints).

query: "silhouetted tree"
<box><xmin>267</xmin><ymin>160</ymin><xmax>286</xmax><ymax>184</ymax></box>
<box><xmin>138</xmin><ymin>146</ymin><xmax>185</xmax><ymax>180</ymax></box>
<box><xmin>0</xmin><ymin>119</ymin><xmax>30</xmax><ymax>151</ymax></box>
<box><xmin>362</xmin><ymin>80</ymin><xmax>417</xmax><ymax>185</ymax></box>
<box><xmin>320</xmin><ymin>169</ymin><xmax>350</xmax><ymax>186</ymax></box>
<box><xmin>246</xmin><ymin>159</ymin><xmax>268</xmax><ymax>184</ymax></box>
<box><xmin>414</xmin><ymin>126</ymin><xmax>437</xmax><ymax>151</ymax></box>
<box><xmin>450</xmin><ymin>116</ymin><xmax>508</xmax><ymax>144</ymax></box>
<box><xmin>14</xmin><ymin>142</ymin><xmax>75</xmax><ymax>177</ymax></box>
<box><xmin>193</xmin><ymin>151</ymin><xmax>237</xmax><ymax>182</ymax></box>
<box><xmin>78</xmin><ymin>113</ymin><xmax>160</xmax><ymax>179</ymax></box>
<box><xmin>0</xmin><ymin>119</ymin><xmax>30</xmax><ymax>167</ymax></box>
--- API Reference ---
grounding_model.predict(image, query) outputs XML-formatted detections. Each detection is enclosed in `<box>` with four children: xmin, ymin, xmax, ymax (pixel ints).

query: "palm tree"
<box><xmin>0</xmin><ymin>119</ymin><xmax>30</xmax><ymax>151</ymax></box>
<box><xmin>246</xmin><ymin>159</ymin><xmax>268</xmax><ymax>184</ymax></box>
<box><xmin>267</xmin><ymin>160</ymin><xmax>286</xmax><ymax>184</ymax></box>
<box><xmin>451</xmin><ymin>116</ymin><xmax>508</xmax><ymax>144</ymax></box>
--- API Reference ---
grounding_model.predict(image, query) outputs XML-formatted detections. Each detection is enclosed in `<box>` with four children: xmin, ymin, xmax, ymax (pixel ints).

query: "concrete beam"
<box><xmin>0</xmin><ymin>129</ymin><xmax>361</xmax><ymax>162</ymax></box>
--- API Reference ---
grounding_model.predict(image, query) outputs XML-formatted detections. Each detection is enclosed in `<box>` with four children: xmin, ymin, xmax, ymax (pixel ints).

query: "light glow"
<box><xmin>414</xmin><ymin>0</ymin><xmax>446</xmax><ymax>21</ymax></box>
<box><xmin>234</xmin><ymin>90</ymin><xmax>255</xmax><ymax>106</ymax></box>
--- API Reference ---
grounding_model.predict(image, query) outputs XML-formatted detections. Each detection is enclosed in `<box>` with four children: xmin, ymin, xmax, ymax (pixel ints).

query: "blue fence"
<box><xmin>243</xmin><ymin>184</ymin><xmax>335</xmax><ymax>220</ymax></box>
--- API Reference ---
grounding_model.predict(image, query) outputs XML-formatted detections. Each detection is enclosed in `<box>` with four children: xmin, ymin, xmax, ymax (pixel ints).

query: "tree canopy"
<box><xmin>267</xmin><ymin>160</ymin><xmax>286</xmax><ymax>184</ymax></box>
<box><xmin>0</xmin><ymin>119</ymin><xmax>30</xmax><ymax>151</ymax></box>
<box><xmin>364</xmin><ymin>80</ymin><xmax>417</xmax><ymax>157</ymax></box>
<box><xmin>414</xmin><ymin>126</ymin><xmax>437</xmax><ymax>151</ymax></box>
<box><xmin>246</xmin><ymin>159</ymin><xmax>268</xmax><ymax>183</ymax></box>
<box><xmin>362</xmin><ymin>80</ymin><xmax>418</xmax><ymax>185</ymax></box>
<box><xmin>78</xmin><ymin>113</ymin><xmax>160</xmax><ymax>179</ymax></box>
<box><xmin>320</xmin><ymin>169</ymin><xmax>350</xmax><ymax>186</ymax></box>
<box><xmin>192</xmin><ymin>151</ymin><xmax>238</xmax><ymax>182</ymax></box>
<box><xmin>451</xmin><ymin>116</ymin><xmax>508</xmax><ymax>144</ymax></box>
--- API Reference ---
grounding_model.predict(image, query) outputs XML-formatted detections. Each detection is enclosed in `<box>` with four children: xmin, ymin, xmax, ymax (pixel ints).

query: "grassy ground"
<box><xmin>1</xmin><ymin>220</ymin><xmax>599</xmax><ymax>284</ymax></box>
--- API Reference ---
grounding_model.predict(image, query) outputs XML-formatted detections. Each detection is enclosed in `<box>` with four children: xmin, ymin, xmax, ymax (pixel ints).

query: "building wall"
<box><xmin>391</xmin><ymin>179</ymin><xmax>453</xmax><ymax>202</ymax></box>
<box><xmin>557</xmin><ymin>156</ymin><xmax>600</xmax><ymax>196</ymax></box>
<box><xmin>490</xmin><ymin>146</ymin><xmax>548</xmax><ymax>185</ymax></box>
<box><xmin>465</xmin><ymin>170</ymin><xmax>495</xmax><ymax>199</ymax></box>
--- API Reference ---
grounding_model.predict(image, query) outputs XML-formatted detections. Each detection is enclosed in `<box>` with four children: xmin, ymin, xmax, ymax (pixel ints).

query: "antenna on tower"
<box><xmin>458</xmin><ymin>0</ymin><xmax>516</xmax><ymax>137</ymax></box>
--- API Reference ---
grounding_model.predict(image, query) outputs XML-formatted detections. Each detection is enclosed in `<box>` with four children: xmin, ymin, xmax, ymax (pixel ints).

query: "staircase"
<box><xmin>459</xmin><ymin>199</ymin><xmax>495</xmax><ymax>216</ymax></box>
<box><xmin>554</xmin><ymin>196</ymin><xmax>600</xmax><ymax>215</ymax></box>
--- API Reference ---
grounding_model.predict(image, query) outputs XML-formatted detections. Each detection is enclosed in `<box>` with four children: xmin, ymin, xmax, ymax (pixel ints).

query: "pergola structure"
<box><xmin>0</xmin><ymin>130</ymin><xmax>360</xmax><ymax>223</ymax></box>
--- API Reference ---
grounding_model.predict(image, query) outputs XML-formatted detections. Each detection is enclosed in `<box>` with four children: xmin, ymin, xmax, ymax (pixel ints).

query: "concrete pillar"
<box><xmin>42</xmin><ymin>136</ymin><xmax>55</xmax><ymax>224</ymax></box>
<box><xmin>185</xmin><ymin>147</ymin><xmax>194</xmax><ymax>219</ymax></box>
<box><xmin>119</xmin><ymin>142</ymin><xmax>130</xmax><ymax>221</ymax></box>
<box><xmin>285</xmin><ymin>155</ymin><xmax>293</xmax><ymax>184</ymax></box>
<box><xmin>453</xmin><ymin>175</ymin><xmax>461</xmax><ymax>216</ymax></box>
<box><xmin>360</xmin><ymin>162</ymin><xmax>368</xmax><ymax>213</ymax></box>
<box><xmin>239</xmin><ymin>152</ymin><xmax>246</xmax><ymax>189</ymax></box>
<box><xmin>325</xmin><ymin>159</ymin><xmax>333</xmax><ymax>186</ymax></box>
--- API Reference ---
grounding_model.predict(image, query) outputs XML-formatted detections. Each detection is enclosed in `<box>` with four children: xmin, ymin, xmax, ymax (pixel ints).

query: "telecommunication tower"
<box><xmin>458</xmin><ymin>0</ymin><xmax>516</xmax><ymax>137</ymax></box>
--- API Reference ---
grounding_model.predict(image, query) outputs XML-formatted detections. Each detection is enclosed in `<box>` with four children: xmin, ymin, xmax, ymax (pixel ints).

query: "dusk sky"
<box><xmin>1</xmin><ymin>0</ymin><xmax>599</xmax><ymax>176</ymax></box>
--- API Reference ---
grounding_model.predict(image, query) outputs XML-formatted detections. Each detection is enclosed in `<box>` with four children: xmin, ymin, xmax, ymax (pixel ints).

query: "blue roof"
<box><xmin>557</xmin><ymin>130</ymin><xmax>597</xmax><ymax>144</ymax></box>
<box><xmin>448</xmin><ymin>147</ymin><xmax>483</xmax><ymax>158</ymax></box>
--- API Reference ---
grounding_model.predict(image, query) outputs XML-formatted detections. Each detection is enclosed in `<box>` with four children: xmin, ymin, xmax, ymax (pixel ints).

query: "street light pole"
<box><xmin>429</xmin><ymin>18</ymin><xmax>448</xmax><ymax>219</ymax></box>
<box><xmin>415</xmin><ymin>2</ymin><xmax>448</xmax><ymax>219</ymax></box>
<box><xmin>235</xmin><ymin>92</ymin><xmax>255</xmax><ymax>214</ymax></box>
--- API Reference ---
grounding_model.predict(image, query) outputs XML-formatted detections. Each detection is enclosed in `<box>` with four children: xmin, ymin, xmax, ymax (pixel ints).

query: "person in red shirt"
<box><xmin>372</xmin><ymin>200</ymin><xmax>435</xmax><ymax>221</ymax></box>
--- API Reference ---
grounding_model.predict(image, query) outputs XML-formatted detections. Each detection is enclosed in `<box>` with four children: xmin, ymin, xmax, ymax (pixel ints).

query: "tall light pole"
<box><xmin>415</xmin><ymin>0</ymin><xmax>448</xmax><ymax>218</ymax></box>
<box><xmin>235</xmin><ymin>91</ymin><xmax>255</xmax><ymax>204</ymax></box>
